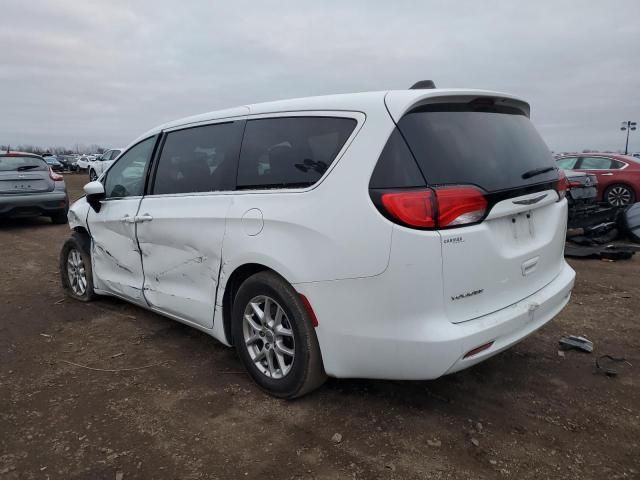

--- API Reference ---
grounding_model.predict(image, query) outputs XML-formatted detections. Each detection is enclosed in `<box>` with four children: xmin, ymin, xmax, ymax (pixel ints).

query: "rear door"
<box><xmin>394</xmin><ymin>100</ymin><xmax>566</xmax><ymax>323</ymax></box>
<box><xmin>136</xmin><ymin>119</ymin><xmax>245</xmax><ymax>328</ymax></box>
<box><xmin>574</xmin><ymin>156</ymin><xmax>619</xmax><ymax>199</ymax></box>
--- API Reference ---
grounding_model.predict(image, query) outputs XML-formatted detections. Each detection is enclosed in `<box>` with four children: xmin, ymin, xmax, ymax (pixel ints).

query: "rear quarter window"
<box><xmin>237</xmin><ymin>117</ymin><xmax>356</xmax><ymax>189</ymax></box>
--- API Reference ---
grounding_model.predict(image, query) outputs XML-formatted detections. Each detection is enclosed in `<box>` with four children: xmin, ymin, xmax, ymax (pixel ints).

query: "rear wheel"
<box><xmin>605</xmin><ymin>184</ymin><xmax>635</xmax><ymax>207</ymax></box>
<box><xmin>60</xmin><ymin>233</ymin><xmax>95</xmax><ymax>302</ymax></box>
<box><xmin>232</xmin><ymin>271</ymin><xmax>326</xmax><ymax>398</ymax></box>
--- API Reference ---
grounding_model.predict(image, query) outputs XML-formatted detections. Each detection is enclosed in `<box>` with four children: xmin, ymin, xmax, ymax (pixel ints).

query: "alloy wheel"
<box><xmin>242</xmin><ymin>295</ymin><xmax>295</xmax><ymax>379</ymax></box>
<box><xmin>66</xmin><ymin>248</ymin><xmax>87</xmax><ymax>296</ymax></box>
<box><xmin>607</xmin><ymin>186</ymin><xmax>632</xmax><ymax>207</ymax></box>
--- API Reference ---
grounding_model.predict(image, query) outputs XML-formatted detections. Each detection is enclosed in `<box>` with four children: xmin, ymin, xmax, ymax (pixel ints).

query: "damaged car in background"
<box><xmin>561</xmin><ymin>163</ymin><xmax>640</xmax><ymax>259</ymax></box>
<box><xmin>60</xmin><ymin>85</ymin><xmax>576</xmax><ymax>398</ymax></box>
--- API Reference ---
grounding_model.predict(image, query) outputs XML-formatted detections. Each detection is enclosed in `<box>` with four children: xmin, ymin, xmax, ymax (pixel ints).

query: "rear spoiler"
<box><xmin>384</xmin><ymin>89</ymin><xmax>530</xmax><ymax>122</ymax></box>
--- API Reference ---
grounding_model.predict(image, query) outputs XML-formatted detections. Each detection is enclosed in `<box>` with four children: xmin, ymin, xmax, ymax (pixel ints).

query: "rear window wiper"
<box><xmin>16</xmin><ymin>165</ymin><xmax>41</xmax><ymax>171</ymax></box>
<box><xmin>521</xmin><ymin>166</ymin><xmax>556</xmax><ymax>179</ymax></box>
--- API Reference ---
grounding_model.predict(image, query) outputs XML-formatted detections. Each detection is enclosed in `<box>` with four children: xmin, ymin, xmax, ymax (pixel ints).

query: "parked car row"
<box><xmin>87</xmin><ymin>149</ymin><xmax>123</xmax><ymax>181</ymax></box>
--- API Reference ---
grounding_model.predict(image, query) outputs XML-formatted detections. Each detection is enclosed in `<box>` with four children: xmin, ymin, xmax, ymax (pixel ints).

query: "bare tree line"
<box><xmin>0</xmin><ymin>144</ymin><xmax>106</xmax><ymax>155</ymax></box>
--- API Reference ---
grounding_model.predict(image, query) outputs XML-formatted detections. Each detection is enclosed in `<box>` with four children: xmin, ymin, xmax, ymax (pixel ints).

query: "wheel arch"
<box><xmin>221</xmin><ymin>262</ymin><xmax>292</xmax><ymax>346</ymax></box>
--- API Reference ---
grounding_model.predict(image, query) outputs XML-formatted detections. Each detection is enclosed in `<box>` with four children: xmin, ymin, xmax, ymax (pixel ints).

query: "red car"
<box><xmin>556</xmin><ymin>153</ymin><xmax>640</xmax><ymax>207</ymax></box>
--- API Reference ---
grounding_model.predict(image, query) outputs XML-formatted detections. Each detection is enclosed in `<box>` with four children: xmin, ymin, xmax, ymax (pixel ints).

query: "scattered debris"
<box><xmin>54</xmin><ymin>298</ymin><xmax>65</xmax><ymax>305</ymax></box>
<box><xmin>559</xmin><ymin>335</ymin><xmax>593</xmax><ymax>353</ymax></box>
<box><xmin>471</xmin><ymin>438</ymin><xmax>480</xmax><ymax>447</ymax></box>
<box><xmin>384</xmin><ymin>463</ymin><xmax>396</xmax><ymax>471</ymax></box>
<box><xmin>557</xmin><ymin>350</ymin><xmax>565</xmax><ymax>357</ymax></box>
<box><xmin>115</xmin><ymin>471</ymin><xmax>124</xmax><ymax>480</ymax></box>
<box><xmin>427</xmin><ymin>439</ymin><xmax>442</xmax><ymax>448</ymax></box>
<box><xmin>111</xmin><ymin>353</ymin><xmax>124</xmax><ymax>359</ymax></box>
<box><xmin>331</xmin><ymin>433</ymin><xmax>343</xmax><ymax>444</ymax></box>
<box><xmin>39</xmin><ymin>333</ymin><xmax>52</xmax><ymax>338</ymax></box>
<box><xmin>596</xmin><ymin>355</ymin><xmax>632</xmax><ymax>377</ymax></box>
<box><xmin>60</xmin><ymin>359</ymin><xmax>168</xmax><ymax>373</ymax></box>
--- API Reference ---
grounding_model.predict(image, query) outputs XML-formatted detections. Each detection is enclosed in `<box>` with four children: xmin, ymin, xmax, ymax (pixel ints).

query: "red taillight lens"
<box><xmin>463</xmin><ymin>341</ymin><xmax>494</xmax><ymax>359</ymax></box>
<box><xmin>381</xmin><ymin>190</ymin><xmax>436</xmax><ymax>228</ymax></box>
<box><xmin>381</xmin><ymin>186</ymin><xmax>487</xmax><ymax>229</ymax></box>
<box><xmin>299</xmin><ymin>294</ymin><xmax>319</xmax><ymax>327</ymax></box>
<box><xmin>49</xmin><ymin>168</ymin><xmax>63</xmax><ymax>181</ymax></box>
<box><xmin>435</xmin><ymin>186</ymin><xmax>488</xmax><ymax>227</ymax></box>
<box><xmin>556</xmin><ymin>170</ymin><xmax>568</xmax><ymax>200</ymax></box>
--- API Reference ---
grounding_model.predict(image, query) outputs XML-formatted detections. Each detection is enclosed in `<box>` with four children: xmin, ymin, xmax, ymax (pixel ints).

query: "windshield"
<box><xmin>0</xmin><ymin>156</ymin><xmax>48</xmax><ymax>172</ymax></box>
<box><xmin>397</xmin><ymin>103</ymin><xmax>558</xmax><ymax>192</ymax></box>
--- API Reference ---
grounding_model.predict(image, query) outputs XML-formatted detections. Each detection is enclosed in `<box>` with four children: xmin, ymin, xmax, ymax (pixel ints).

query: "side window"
<box><xmin>100</xmin><ymin>151</ymin><xmax>111</xmax><ymax>161</ymax></box>
<box><xmin>580</xmin><ymin>157</ymin><xmax>612</xmax><ymax>169</ymax></box>
<box><xmin>556</xmin><ymin>157</ymin><xmax>578</xmax><ymax>169</ymax></box>
<box><xmin>610</xmin><ymin>160</ymin><xmax>625</xmax><ymax>170</ymax></box>
<box><xmin>369</xmin><ymin>129</ymin><xmax>425</xmax><ymax>188</ymax></box>
<box><xmin>152</xmin><ymin>121</ymin><xmax>244</xmax><ymax>195</ymax></box>
<box><xmin>104</xmin><ymin>137</ymin><xmax>155</xmax><ymax>198</ymax></box>
<box><xmin>237</xmin><ymin>117</ymin><xmax>357</xmax><ymax>189</ymax></box>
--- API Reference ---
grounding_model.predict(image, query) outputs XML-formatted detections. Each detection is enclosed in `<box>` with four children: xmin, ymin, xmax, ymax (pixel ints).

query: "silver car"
<box><xmin>0</xmin><ymin>152</ymin><xmax>69</xmax><ymax>223</ymax></box>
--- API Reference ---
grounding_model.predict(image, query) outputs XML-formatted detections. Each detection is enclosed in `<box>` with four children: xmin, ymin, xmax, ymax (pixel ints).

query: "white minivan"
<box><xmin>61</xmin><ymin>85</ymin><xmax>575</xmax><ymax>398</ymax></box>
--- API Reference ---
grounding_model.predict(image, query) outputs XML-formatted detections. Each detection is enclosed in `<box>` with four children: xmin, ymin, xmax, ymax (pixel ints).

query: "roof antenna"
<box><xmin>410</xmin><ymin>80</ymin><xmax>436</xmax><ymax>89</ymax></box>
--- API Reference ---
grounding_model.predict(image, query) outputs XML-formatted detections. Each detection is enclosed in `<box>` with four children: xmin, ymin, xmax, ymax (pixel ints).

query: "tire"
<box><xmin>60</xmin><ymin>233</ymin><xmax>96</xmax><ymax>302</ymax></box>
<box><xmin>604</xmin><ymin>184</ymin><xmax>635</xmax><ymax>207</ymax></box>
<box><xmin>50</xmin><ymin>210</ymin><xmax>68</xmax><ymax>225</ymax></box>
<box><xmin>89</xmin><ymin>169</ymin><xmax>97</xmax><ymax>181</ymax></box>
<box><xmin>232</xmin><ymin>271</ymin><xmax>326</xmax><ymax>398</ymax></box>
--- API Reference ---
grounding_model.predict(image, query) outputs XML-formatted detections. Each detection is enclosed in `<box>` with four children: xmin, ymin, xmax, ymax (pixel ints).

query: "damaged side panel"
<box><xmin>135</xmin><ymin>194</ymin><xmax>232</xmax><ymax>329</ymax></box>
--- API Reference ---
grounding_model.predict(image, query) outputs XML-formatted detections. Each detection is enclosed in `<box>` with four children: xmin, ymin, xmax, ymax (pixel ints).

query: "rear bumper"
<box><xmin>298</xmin><ymin>261</ymin><xmax>575</xmax><ymax>380</ymax></box>
<box><xmin>0</xmin><ymin>191</ymin><xmax>69</xmax><ymax>218</ymax></box>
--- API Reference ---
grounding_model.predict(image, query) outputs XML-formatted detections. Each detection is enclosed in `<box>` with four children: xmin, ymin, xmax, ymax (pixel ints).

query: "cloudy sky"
<box><xmin>1</xmin><ymin>0</ymin><xmax>639</xmax><ymax>153</ymax></box>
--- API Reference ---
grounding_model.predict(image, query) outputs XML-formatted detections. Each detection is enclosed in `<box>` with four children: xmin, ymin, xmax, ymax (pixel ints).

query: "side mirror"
<box><xmin>84</xmin><ymin>181</ymin><xmax>105</xmax><ymax>212</ymax></box>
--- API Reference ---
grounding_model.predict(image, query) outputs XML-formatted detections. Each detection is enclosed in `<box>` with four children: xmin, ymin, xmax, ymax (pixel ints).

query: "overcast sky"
<box><xmin>1</xmin><ymin>0</ymin><xmax>639</xmax><ymax>153</ymax></box>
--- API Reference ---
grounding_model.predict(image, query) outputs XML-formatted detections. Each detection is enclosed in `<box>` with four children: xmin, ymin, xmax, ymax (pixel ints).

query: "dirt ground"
<box><xmin>1</xmin><ymin>174</ymin><xmax>638</xmax><ymax>480</ymax></box>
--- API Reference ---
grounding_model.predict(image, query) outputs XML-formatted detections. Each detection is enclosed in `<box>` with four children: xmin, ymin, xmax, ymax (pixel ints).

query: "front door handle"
<box><xmin>601</xmin><ymin>173</ymin><xmax>613</xmax><ymax>176</ymax></box>
<box><xmin>120</xmin><ymin>214</ymin><xmax>136</xmax><ymax>224</ymax></box>
<box><xmin>136</xmin><ymin>214</ymin><xmax>153</xmax><ymax>223</ymax></box>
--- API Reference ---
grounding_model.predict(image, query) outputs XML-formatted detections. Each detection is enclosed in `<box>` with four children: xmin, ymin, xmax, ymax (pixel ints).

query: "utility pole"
<box><xmin>621</xmin><ymin>121</ymin><xmax>637</xmax><ymax>155</ymax></box>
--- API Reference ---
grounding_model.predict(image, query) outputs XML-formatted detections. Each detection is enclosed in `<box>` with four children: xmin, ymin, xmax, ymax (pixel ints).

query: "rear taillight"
<box><xmin>381</xmin><ymin>190</ymin><xmax>436</xmax><ymax>228</ymax></box>
<box><xmin>556</xmin><ymin>170</ymin><xmax>568</xmax><ymax>200</ymax></box>
<box><xmin>435</xmin><ymin>187</ymin><xmax>488</xmax><ymax>227</ymax></box>
<box><xmin>49</xmin><ymin>168</ymin><xmax>63</xmax><ymax>181</ymax></box>
<box><xmin>380</xmin><ymin>186</ymin><xmax>487</xmax><ymax>229</ymax></box>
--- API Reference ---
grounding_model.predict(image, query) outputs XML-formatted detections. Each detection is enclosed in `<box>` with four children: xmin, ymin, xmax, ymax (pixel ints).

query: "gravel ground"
<box><xmin>1</xmin><ymin>174</ymin><xmax>638</xmax><ymax>479</ymax></box>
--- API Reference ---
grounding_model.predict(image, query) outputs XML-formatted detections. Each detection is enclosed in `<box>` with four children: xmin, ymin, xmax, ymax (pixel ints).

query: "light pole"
<box><xmin>621</xmin><ymin>121</ymin><xmax>637</xmax><ymax>155</ymax></box>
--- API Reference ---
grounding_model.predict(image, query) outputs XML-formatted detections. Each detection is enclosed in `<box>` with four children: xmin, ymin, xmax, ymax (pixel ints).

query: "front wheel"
<box><xmin>605</xmin><ymin>184</ymin><xmax>635</xmax><ymax>207</ymax></box>
<box><xmin>60</xmin><ymin>234</ymin><xmax>95</xmax><ymax>302</ymax></box>
<box><xmin>89</xmin><ymin>169</ymin><xmax>97</xmax><ymax>181</ymax></box>
<box><xmin>232</xmin><ymin>271</ymin><xmax>326</xmax><ymax>398</ymax></box>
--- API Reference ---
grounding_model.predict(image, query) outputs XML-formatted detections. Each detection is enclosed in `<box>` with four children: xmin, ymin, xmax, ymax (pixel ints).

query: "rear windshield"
<box><xmin>397</xmin><ymin>103</ymin><xmax>557</xmax><ymax>192</ymax></box>
<box><xmin>0</xmin><ymin>156</ymin><xmax>48</xmax><ymax>172</ymax></box>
